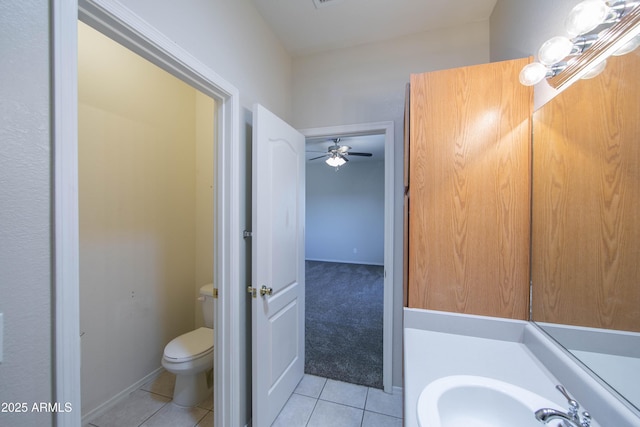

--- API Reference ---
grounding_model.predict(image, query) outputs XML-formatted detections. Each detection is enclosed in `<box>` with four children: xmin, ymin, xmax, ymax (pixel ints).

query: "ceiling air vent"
<box><xmin>313</xmin><ymin>0</ymin><xmax>344</xmax><ymax>9</ymax></box>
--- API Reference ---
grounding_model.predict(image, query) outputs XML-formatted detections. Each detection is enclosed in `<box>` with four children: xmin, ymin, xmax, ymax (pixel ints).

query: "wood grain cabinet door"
<box><xmin>532</xmin><ymin>53</ymin><xmax>640</xmax><ymax>332</ymax></box>
<box><xmin>407</xmin><ymin>58</ymin><xmax>532</xmax><ymax>320</ymax></box>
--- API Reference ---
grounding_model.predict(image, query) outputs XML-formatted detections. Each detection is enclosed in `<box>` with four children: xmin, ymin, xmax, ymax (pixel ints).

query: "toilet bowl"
<box><xmin>161</xmin><ymin>284</ymin><xmax>215</xmax><ymax>407</ymax></box>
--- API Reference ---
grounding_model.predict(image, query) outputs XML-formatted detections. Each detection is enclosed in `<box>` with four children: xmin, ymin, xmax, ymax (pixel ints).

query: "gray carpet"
<box><xmin>304</xmin><ymin>260</ymin><xmax>384</xmax><ymax>389</ymax></box>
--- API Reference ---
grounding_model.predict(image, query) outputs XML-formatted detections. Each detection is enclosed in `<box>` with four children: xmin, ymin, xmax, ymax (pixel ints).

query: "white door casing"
<box><xmin>300</xmin><ymin>121</ymin><xmax>395</xmax><ymax>392</ymax></box>
<box><xmin>251</xmin><ymin>104</ymin><xmax>306</xmax><ymax>427</ymax></box>
<box><xmin>54</xmin><ymin>1</ymin><xmax>242</xmax><ymax>426</ymax></box>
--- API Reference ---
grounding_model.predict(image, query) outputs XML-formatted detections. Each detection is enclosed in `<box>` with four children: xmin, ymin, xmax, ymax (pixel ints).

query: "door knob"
<box><xmin>260</xmin><ymin>285</ymin><xmax>273</xmax><ymax>297</ymax></box>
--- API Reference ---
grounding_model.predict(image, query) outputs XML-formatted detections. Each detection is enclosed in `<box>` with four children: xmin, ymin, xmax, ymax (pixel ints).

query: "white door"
<box><xmin>251</xmin><ymin>104</ymin><xmax>305</xmax><ymax>427</ymax></box>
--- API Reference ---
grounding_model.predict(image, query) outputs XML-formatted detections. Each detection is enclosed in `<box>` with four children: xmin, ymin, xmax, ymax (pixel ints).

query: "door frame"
<box><xmin>52</xmin><ymin>1</ymin><xmax>242</xmax><ymax>426</ymax></box>
<box><xmin>300</xmin><ymin>121</ymin><xmax>394</xmax><ymax>392</ymax></box>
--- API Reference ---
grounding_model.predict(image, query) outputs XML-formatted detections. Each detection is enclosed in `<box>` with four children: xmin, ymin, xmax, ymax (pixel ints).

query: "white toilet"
<box><xmin>162</xmin><ymin>283</ymin><xmax>215</xmax><ymax>407</ymax></box>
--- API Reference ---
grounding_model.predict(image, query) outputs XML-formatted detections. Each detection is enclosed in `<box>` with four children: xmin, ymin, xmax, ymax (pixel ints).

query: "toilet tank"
<box><xmin>199</xmin><ymin>283</ymin><xmax>215</xmax><ymax>328</ymax></box>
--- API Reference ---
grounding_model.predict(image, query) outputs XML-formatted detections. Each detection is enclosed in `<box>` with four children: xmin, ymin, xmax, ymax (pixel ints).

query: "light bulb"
<box><xmin>581</xmin><ymin>59</ymin><xmax>607</xmax><ymax>79</ymax></box>
<box><xmin>566</xmin><ymin>0</ymin><xmax>610</xmax><ymax>35</ymax></box>
<box><xmin>565</xmin><ymin>0</ymin><xmax>609</xmax><ymax>36</ymax></box>
<box><xmin>519</xmin><ymin>62</ymin><xmax>550</xmax><ymax>86</ymax></box>
<box><xmin>538</xmin><ymin>36</ymin><xmax>574</xmax><ymax>65</ymax></box>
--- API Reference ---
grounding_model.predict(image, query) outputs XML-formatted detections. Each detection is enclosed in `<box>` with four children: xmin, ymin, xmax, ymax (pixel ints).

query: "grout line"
<box><xmin>137</xmin><ymin>393</ymin><xmax>170</xmax><ymax>427</ymax></box>
<box><xmin>363</xmin><ymin>386</ymin><xmax>370</xmax><ymax>411</ymax></box>
<box><xmin>304</xmin><ymin>397</ymin><xmax>319</xmax><ymax>427</ymax></box>
<box><xmin>304</xmin><ymin>376</ymin><xmax>326</xmax><ymax>426</ymax></box>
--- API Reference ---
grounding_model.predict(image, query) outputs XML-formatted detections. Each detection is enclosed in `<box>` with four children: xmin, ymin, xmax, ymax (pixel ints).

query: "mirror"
<box><xmin>531</xmin><ymin>46</ymin><xmax>640</xmax><ymax>413</ymax></box>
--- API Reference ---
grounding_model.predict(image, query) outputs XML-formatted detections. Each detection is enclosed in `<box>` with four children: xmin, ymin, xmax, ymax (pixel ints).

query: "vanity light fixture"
<box><xmin>613</xmin><ymin>32</ymin><xmax>640</xmax><ymax>53</ymax></box>
<box><xmin>537</xmin><ymin>35</ymin><xmax>598</xmax><ymax>65</ymax></box>
<box><xmin>581</xmin><ymin>58</ymin><xmax>608</xmax><ymax>78</ymax></box>
<box><xmin>538</xmin><ymin>36</ymin><xmax>577</xmax><ymax>65</ymax></box>
<box><xmin>519</xmin><ymin>62</ymin><xmax>567</xmax><ymax>86</ymax></box>
<box><xmin>519</xmin><ymin>0</ymin><xmax>640</xmax><ymax>89</ymax></box>
<box><xmin>565</xmin><ymin>0</ymin><xmax>620</xmax><ymax>36</ymax></box>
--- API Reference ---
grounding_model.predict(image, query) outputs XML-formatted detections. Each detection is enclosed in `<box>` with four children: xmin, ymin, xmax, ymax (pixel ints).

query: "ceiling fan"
<box><xmin>308</xmin><ymin>138</ymin><xmax>372</xmax><ymax>167</ymax></box>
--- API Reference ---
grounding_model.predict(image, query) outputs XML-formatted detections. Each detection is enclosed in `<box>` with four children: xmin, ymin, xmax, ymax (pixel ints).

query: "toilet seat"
<box><xmin>164</xmin><ymin>327</ymin><xmax>213</xmax><ymax>363</ymax></box>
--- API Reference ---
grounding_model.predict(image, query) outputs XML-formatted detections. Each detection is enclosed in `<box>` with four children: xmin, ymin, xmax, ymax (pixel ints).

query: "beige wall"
<box><xmin>78</xmin><ymin>22</ymin><xmax>215</xmax><ymax>415</ymax></box>
<box><xmin>195</xmin><ymin>91</ymin><xmax>216</xmax><ymax>328</ymax></box>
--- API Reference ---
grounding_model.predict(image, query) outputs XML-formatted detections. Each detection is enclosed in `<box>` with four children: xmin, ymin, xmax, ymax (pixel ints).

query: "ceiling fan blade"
<box><xmin>347</xmin><ymin>152</ymin><xmax>373</xmax><ymax>157</ymax></box>
<box><xmin>308</xmin><ymin>154</ymin><xmax>328</xmax><ymax>161</ymax></box>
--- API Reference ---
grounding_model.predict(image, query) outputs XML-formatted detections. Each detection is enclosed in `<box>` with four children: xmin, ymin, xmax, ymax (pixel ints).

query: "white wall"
<box><xmin>292</xmin><ymin>20</ymin><xmax>491</xmax><ymax>388</ymax></box>
<box><xmin>306</xmin><ymin>161</ymin><xmax>385</xmax><ymax>265</ymax></box>
<box><xmin>78</xmin><ymin>22</ymin><xmax>216</xmax><ymax>415</ymax></box>
<box><xmin>490</xmin><ymin>0</ymin><xmax>578</xmax><ymax>108</ymax></box>
<box><xmin>0</xmin><ymin>1</ymin><xmax>53</xmax><ymax>426</ymax></box>
<box><xmin>293</xmin><ymin>21</ymin><xmax>490</xmax><ymax>129</ymax></box>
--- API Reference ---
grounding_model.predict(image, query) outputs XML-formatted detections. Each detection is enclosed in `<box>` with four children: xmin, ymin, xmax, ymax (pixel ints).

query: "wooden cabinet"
<box><xmin>405</xmin><ymin>58</ymin><xmax>532</xmax><ymax>320</ymax></box>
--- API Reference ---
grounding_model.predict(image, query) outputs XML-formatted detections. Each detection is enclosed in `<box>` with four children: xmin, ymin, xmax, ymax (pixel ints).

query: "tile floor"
<box><xmin>273</xmin><ymin>374</ymin><xmax>403</xmax><ymax>427</ymax></box>
<box><xmin>83</xmin><ymin>371</ymin><xmax>403</xmax><ymax>427</ymax></box>
<box><xmin>83</xmin><ymin>370</ymin><xmax>213</xmax><ymax>427</ymax></box>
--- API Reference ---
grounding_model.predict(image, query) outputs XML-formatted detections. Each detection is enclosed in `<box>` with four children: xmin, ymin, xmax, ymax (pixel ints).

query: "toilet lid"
<box><xmin>164</xmin><ymin>327</ymin><xmax>213</xmax><ymax>362</ymax></box>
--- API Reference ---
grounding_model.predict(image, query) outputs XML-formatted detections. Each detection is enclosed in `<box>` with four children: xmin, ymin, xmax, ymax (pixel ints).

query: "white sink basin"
<box><xmin>417</xmin><ymin>375</ymin><xmax>561</xmax><ymax>427</ymax></box>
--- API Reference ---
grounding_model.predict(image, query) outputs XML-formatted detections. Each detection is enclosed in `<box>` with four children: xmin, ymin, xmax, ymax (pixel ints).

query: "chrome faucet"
<box><xmin>535</xmin><ymin>385</ymin><xmax>591</xmax><ymax>427</ymax></box>
<box><xmin>535</xmin><ymin>407</ymin><xmax>591</xmax><ymax>427</ymax></box>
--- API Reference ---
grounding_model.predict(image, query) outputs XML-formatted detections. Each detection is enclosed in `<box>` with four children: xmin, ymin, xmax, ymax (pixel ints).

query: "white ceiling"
<box><xmin>249</xmin><ymin>0</ymin><xmax>498</xmax><ymax>57</ymax></box>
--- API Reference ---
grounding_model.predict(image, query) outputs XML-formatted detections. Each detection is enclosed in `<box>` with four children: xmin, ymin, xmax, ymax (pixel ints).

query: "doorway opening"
<box><xmin>53</xmin><ymin>1</ymin><xmax>241</xmax><ymax>426</ymax></box>
<box><xmin>77</xmin><ymin>20</ymin><xmax>216</xmax><ymax>423</ymax></box>
<box><xmin>300</xmin><ymin>122</ymin><xmax>394</xmax><ymax>393</ymax></box>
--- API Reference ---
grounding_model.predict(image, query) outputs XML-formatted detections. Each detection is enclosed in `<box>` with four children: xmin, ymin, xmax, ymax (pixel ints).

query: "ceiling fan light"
<box><xmin>326</xmin><ymin>155</ymin><xmax>346</xmax><ymax>167</ymax></box>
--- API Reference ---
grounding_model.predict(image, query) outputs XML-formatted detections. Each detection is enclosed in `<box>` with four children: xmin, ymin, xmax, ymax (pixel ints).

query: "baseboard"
<box><xmin>305</xmin><ymin>257</ymin><xmax>384</xmax><ymax>266</ymax></box>
<box><xmin>82</xmin><ymin>366</ymin><xmax>165</xmax><ymax>425</ymax></box>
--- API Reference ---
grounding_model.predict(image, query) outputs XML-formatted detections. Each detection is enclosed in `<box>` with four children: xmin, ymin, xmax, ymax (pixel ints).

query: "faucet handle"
<box><xmin>581</xmin><ymin>411</ymin><xmax>591</xmax><ymax>427</ymax></box>
<box><xmin>555</xmin><ymin>385</ymin><xmax>579</xmax><ymax>416</ymax></box>
<box><xmin>555</xmin><ymin>385</ymin><xmax>576</xmax><ymax>403</ymax></box>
